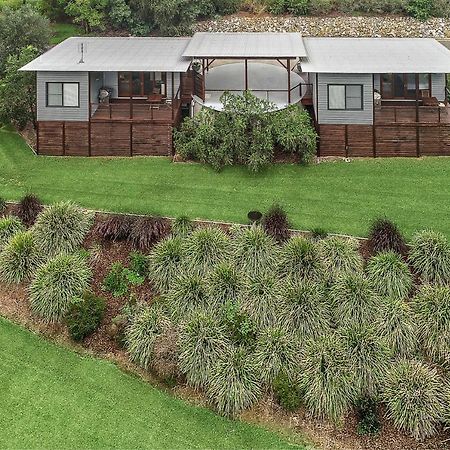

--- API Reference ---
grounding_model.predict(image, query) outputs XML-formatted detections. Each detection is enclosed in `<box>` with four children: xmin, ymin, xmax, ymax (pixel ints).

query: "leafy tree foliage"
<box><xmin>65</xmin><ymin>0</ymin><xmax>108</xmax><ymax>33</ymax></box>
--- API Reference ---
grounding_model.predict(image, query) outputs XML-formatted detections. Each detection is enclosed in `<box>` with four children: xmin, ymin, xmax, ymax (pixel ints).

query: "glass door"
<box><xmin>118</xmin><ymin>72</ymin><xmax>131</xmax><ymax>97</ymax></box>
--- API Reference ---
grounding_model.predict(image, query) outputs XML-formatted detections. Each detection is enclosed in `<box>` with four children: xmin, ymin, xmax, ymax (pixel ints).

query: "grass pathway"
<box><xmin>0</xmin><ymin>317</ymin><xmax>302</xmax><ymax>449</ymax></box>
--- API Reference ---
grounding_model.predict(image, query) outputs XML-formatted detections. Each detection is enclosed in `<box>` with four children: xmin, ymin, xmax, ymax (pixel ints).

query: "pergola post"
<box><xmin>415</xmin><ymin>73</ymin><xmax>420</xmax><ymax>157</ymax></box>
<box><xmin>287</xmin><ymin>59</ymin><xmax>291</xmax><ymax>104</ymax></box>
<box><xmin>129</xmin><ymin>71</ymin><xmax>133</xmax><ymax>119</ymax></box>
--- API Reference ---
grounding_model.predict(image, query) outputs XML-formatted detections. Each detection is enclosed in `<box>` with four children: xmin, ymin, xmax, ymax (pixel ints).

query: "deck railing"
<box><xmin>374</xmin><ymin>104</ymin><xmax>450</xmax><ymax>125</ymax></box>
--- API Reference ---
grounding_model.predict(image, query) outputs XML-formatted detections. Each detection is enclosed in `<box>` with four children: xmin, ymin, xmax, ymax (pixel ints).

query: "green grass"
<box><xmin>1</xmin><ymin>125</ymin><xmax>450</xmax><ymax>238</ymax></box>
<box><xmin>51</xmin><ymin>23</ymin><xmax>83</xmax><ymax>45</ymax></box>
<box><xmin>0</xmin><ymin>317</ymin><xmax>303</xmax><ymax>449</ymax></box>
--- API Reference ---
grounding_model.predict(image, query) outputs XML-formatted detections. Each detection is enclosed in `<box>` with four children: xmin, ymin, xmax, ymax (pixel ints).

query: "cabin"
<box><xmin>20</xmin><ymin>33</ymin><xmax>450</xmax><ymax>157</ymax></box>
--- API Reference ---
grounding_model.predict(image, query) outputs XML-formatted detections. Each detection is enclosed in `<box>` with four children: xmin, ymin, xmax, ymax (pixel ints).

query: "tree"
<box><xmin>65</xmin><ymin>0</ymin><xmax>108</xmax><ymax>33</ymax></box>
<box><xmin>0</xmin><ymin>5</ymin><xmax>50</xmax><ymax>74</ymax></box>
<box><xmin>0</xmin><ymin>46</ymin><xmax>40</xmax><ymax>129</ymax></box>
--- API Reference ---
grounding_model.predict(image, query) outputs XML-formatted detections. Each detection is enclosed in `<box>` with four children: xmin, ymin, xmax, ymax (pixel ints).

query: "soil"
<box><xmin>0</xmin><ymin>211</ymin><xmax>449</xmax><ymax>450</ymax></box>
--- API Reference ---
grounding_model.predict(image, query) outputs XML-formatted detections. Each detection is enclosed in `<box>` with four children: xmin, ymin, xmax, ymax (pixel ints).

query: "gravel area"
<box><xmin>194</xmin><ymin>15</ymin><xmax>450</xmax><ymax>38</ymax></box>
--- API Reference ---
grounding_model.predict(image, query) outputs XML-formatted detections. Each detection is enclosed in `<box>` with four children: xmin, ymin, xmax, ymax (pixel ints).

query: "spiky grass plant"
<box><xmin>366</xmin><ymin>251</ymin><xmax>412</xmax><ymax>300</ymax></box>
<box><xmin>32</xmin><ymin>201</ymin><xmax>93</xmax><ymax>257</ymax></box>
<box><xmin>29</xmin><ymin>253</ymin><xmax>91</xmax><ymax>322</ymax></box>
<box><xmin>93</xmin><ymin>214</ymin><xmax>134</xmax><ymax>241</ymax></box>
<box><xmin>377</xmin><ymin>297</ymin><xmax>418</xmax><ymax>357</ymax></box>
<box><xmin>148</xmin><ymin>236</ymin><xmax>184</xmax><ymax>293</ymax></box>
<box><xmin>261</xmin><ymin>204</ymin><xmax>290</xmax><ymax>243</ymax></box>
<box><xmin>299</xmin><ymin>334</ymin><xmax>357</xmax><ymax>423</ymax></box>
<box><xmin>16</xmin><ymin>194</ymin><xmax>43</xmax><ymax>227</ymax></box>
<box><xmin>0</xmin><ymin>215</ymin><xmax>24</xmax><ymax>250</ymax></box>
<box><xmin>383</xmin><ymin>359</ymin><xmax>446</xmax><ymax>439</ymax></box>
<box><xmin>340</xmin><ymin>324</ymin><xmax>390</xmax><ymax>398</ymax></box>
<box><xmin>0</xmin><ymin>231</ymin><xmax>42</xmax><ymax>283</ymax></box>
<box><xmin>125</xmin><ymin>304</ymin><xmax>170</xmax><ymax>370</ymax></box>
<box><xmin>232</xmin><ymin>225</ymin><xmax>278</xmax><ymax>276</ymax></box>
<box><xmin>207</xmin><ymin>345</ymin><xmax>262</xmax><ymax>417</ymax></box>
<box><xmin>253</xmin><ymin>326</ymin><xmax>300</xmax><ymax>385</ymax></box>
<box><xmin>206</xmin><ymin>262</ymin><xmax>244</xmax><ymax>305</ymax></box>
<box><xmin>241</xmin><ymin>271</ymin><xmax>281</xmax><ymax>327</ymax></box>
<box><xmin>278</xmin><ymin>236</ymin><xmax>324</xmax><ymax>281</ymax></box>
<box><xmin>172</xmin><ymin>215</ymin><xmax>194</xmax><ymax>237</ymax></box>
<box><xmin>367</xmin><ymin>218</ymin><xmax>407</xmax><ymax>256</ymax></box>
<box><xmin>279</xmin><ymin>278</ymin><xmax>331</xmax><ymax>339</ymax></box>
<box><xmin>412</xmin><ymin>284</ymin><xmax>450</xmax><ymax>366</ymax></box>
<box><xmin>318</xmin><ymin>236</ymin><xmax>363</xmax><ymax>282</ymax></box>
<box><xmin>128</xmin><ymin>216</ymin><xmax>170</xmax><ymax>251</ymax></box>
<box><xmin>178</xmin><ymin>309</ymin><xmax>230</xmax><ymax>388</ymax></box>
<box><xmin>183</xmin><ymin>226</ymin><xmax>230</xmax><ymax>272</ymax></box>
<box><xmin>329</xmin><ymin>273</ymin><xmax>379</xmax><ymax>327</ymax></box>
<box><xmin>408</xmin><ymin>230</ymin><xmax>450</xmax><ymax>284</ymax></box>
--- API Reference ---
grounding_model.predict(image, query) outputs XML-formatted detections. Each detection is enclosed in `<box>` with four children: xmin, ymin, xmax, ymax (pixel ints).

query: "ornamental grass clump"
<box><xmin>207</xmin><ymin>345</ymin><xmax>262</xmax><ymax>417</ymax></box>
<box><xmin>0</xmin><ymin>230</ymin><xmax>41</xmax><ymax>283</ymax></box>
<box><xmin>408</xmin><ymin>230</ymin><xmax>450</xmax><ymax>284</ymax></box>
<box><xmin>253</xmin><ymin>326</ymin><xmax>300</xmax><ymax>385</ymax></box>
<box><xmin>366</xmin><ymin>251</ymin><xmax>412</xmax><ymax>300</ymax></box>
<box><xmin>329</xmin><ymin>273</ymin><xmax>379</xmax><ymax>327</ymax></box>
<box><xmin>206</xmin><ymin>262</ymin><xmax>244</xmax><ymax>305</ymax></box>
<box><xmin>172</xmin><ymin>215</ymin><xmax>194</xmax><ymax>237</ymax></box>
<box><xmin>94</xmin><ymin>214</ymin><xmax>134</xmax><ymax>241</ymax></box>
<box><xmin>318</xmin><ymin>236</ymin><xmax>363</xmax><ymax>282</ymax></box>
<box><xmin>32</xmin><ymin>201</ymin><xmax>93</xmax><ymax>257</ymax></box>
<box><xmin>29</xmin><ymin>253</ymin><xmax>91</xmax><ymax>322</ymax></box>
<box><xmin>279</xmin><ymin>278</ymin><xmax>330</xmax><ymax>339</ymax></box>
<box><xmin>299</xmin><ymin>334</ymin><xmax>357</xmax><ymax>423</ymax></box>
<box><xmin>367</xmin><ymin>218</ymin><xmax>407</xmax><ymax>256</ymax></box>
<box><xmin>178</xmin><ymin>310</ymin><xmax>229</xmax><ymax>388</ymax></box>
<box><xmin>278</xmin><ymin>236</ymin><xmax>324</xmax><ymax>281</ymax></box>
<box><xmin>412</xmin><ymin>284</ymin><xmax>450</xmax><ymax>366</ymax></box>
<box><xmin>15</xmin><ymin>194</ymin><xmax>42</xmax><ymax>227</ymax></box>
<box><xmin>383</xmin><ymin>359</ymin><xmax>446</xmax><ymax>439</ymax></box>
<box><xmin>128</xmin><ymin>216</ymin><xmax>170</xmax><ymax>251</ymax></box>
<box><xmin>148</xmin><ymin>236</ymin><xmax>184</xmax><ymax>293</ymax></box>
<box><xmin>0</xmin><ymin>215</ymin><xmax>24</xmax><ymax>250</ymax></box>
<box><xmin>261</xmin><ymin>204</ymin><xmax>290</xmax><ymax>243</ymax></box>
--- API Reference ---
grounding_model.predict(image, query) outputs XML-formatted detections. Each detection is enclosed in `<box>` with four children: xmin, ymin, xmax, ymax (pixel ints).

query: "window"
<box><xmin>118</xmin><ymin>72</ymin><xmax>167</xmax><ymax>97</ymax></box>
<box><xmin>46</xmin><ymin>82</ymin><xmax>79</xmax><ymax>107</ymax></box>
<box><xmin>327</xmin><ymin>84</ymin><xmax>363</xmax><ymax>110</ymax></box>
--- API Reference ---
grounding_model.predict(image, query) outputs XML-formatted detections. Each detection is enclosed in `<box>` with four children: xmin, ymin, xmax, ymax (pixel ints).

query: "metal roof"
<box><xmin>301</xmin><ymin>37</ymin><xmax>450</xmax><ymax>73</ymax></box>
<box><xmin>20</xmin><ymin>37</ymin><xmax>192</xmax><ymax>72</ymax></box>
<box><xmin>182</xmin><ymin>32</ymin><xmax>306</xmax><ymax>58</ymax></box>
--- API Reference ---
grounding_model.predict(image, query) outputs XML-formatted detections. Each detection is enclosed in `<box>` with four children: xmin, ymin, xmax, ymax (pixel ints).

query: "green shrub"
<box><xmin>172</xmin><ymin>215</ymin><xmax>194</xmax><ymax>237</ymax></box>
<box><xmin>408</xmin><ymin>230</ymin><xmax>450</xmax><ymax>284</ymax></box>
<box><xmin>279</xmin><ymin>278</ymin><xmax>330</xmax><ymax>338</ymax></box>
<box><xmin>206</xmin><ymin>262</ymin><xmax>244</xmax><ymax>305</ymax></box>
<box><xmin>299</xmin><ymin>334</ymin><xmax>357</xmax><ymax>423</ymax></box>
<box><xmin>0</xmin><ymin>215</ymin><xmax>24</xmax><ymax>250</ymax></box>
<box><xmin>102</xmin><ymin>262</ymin><xmax>130</xmax><ymax>297</ymax></box>
<box><xmin>254</xmin><ymin>326</ymin><xmax>300</xmax><ymax>385</ymax></box>
<box><xmin>383</xmin><ymin>359</ymin><xmax>446</xmax><ymax>439</ymax></box>
<box><xmin>148</xmin><ymin>236</ymin><xmax>184</xmax><ymax>293</ymax></box>
<box><xmin>318</xmin><ymin>236</ymin><xmax>363</xmax><ymax>282</ymax></box>
<box><xmin>266</xmin><ymin>0</ymin><xmax>286</xmax><ymax>14</ymax></box>
<box><xmin>129</xmin><ymin>251</ymin><xmax>148</xmax><ymax>278</ymax></box>
<box><xmin>412</xmin><ymin>284</ymin><xmax>450</xmax><ymax>366</ymax></box>
<box><xmin>367</xmin><ymin>218</ymin><xmax>407</xmax><ymax>256</ymax></box>
<box><xmin>0</xmin><ymin>230</ymin><xmax>41</xmax><ymax>283</ymax></box>
<box><xmin>262</xmin><ymin>204</ymin><xmax>290</xmax><ymax>243</ymax></box>
<box><xmin>286</xmin><ymin>0</ymin><xmax>310</xmax><ymax>16</ymax></box>
<box><xmin>207</xmin><ymin>346</ymin><xmax>261</xmax><ymax>417</ymax></box>
<box><xmin>221</xmin><ymin>300</ymin><xmax>257</xmax><ymax>346</ymax></box>
<box><xmin>406</xmin><ymin>0</ymin><xmax>433</xmax><ymax>20</ymax></box>
<box><xmin>273</xmin><ymin>372</ymin><xmax>302</xmax><ymax>411</ymax></box>
<box><xmin>29</xmin><ymin>253</ymin><xmax>91</xmax><ymax>322</ymax></box>
<box><xmin>178</xmin><ymin>310</ymin><xmax>229</xmax><ymax>388</ymax></box>
<box><xmin>366</xmin><ymin>251</ymin><xmax>412</xmax><ymax>300</ymax></box>
<box><xmin>356</xmin><ymin>397</ymin><xmax>381</xmax><ymax>436</ymax></box>
<box><xmin>16</xmin><ymin>194</ymin><xmax>42</xmax><ymax>227</ymax></box>
<box><xmin>66</xmin><ymin>292</ymin><xmax>106</xmax><ymax>342</ymax></box>
<box><xmin>309</xmin><ymin>0</ymin><xmax>334</xmax><ymax>14</ymax></box>
<box><xmin>33</xmin><ymin>201</ymin><xmax>93</xmax><ymax>257</ymax></box>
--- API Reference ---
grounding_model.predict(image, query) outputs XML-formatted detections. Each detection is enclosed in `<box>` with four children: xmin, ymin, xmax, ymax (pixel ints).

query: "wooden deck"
<box><xmin>375</xmin><ymin>104</ymin><xmax>450</xmax><ymax>125</ymax></box>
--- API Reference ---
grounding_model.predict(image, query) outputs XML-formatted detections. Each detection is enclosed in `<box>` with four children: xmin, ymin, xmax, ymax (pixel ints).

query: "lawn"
<box><xmin>1</xmin><ymin>125</ymin><xmax>450</xmax><ymax>238</ymax></box>
<box><xmin>0</xmin><ymin>317</ymin><xmax>302</xmax><ymax>449</ymax></box>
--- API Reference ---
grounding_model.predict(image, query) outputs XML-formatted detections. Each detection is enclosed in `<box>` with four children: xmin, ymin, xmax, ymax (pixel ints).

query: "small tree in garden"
<box><xmin>65</xmin><ymin>0</ymin><xmax>108</xmax><ymax>33</ymax></box>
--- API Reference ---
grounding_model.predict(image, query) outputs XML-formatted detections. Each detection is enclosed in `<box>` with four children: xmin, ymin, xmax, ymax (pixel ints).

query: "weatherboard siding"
<box><xmin>37</xmin><ymin>72</ymin><xmax>89</xmax><ymax>122</ymax></box>
<box><xmin>317</xmin><ymin>73</ymin><xmax>373</xmax><ymax>125</ymax></box>
<box><xmin>432</xmin><ymin>73</ymin><xmax>446</xmax><ymax>101</ymax></box>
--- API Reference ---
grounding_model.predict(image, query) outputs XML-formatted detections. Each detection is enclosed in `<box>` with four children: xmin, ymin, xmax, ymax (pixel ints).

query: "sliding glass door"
<box><xmin>381</xmin><ymin>73</ymin><xmax>431</xmax><ymax>99</ymax></box>
<box><xmin>118</xmin><ymin>72</ymin><xmax>167</xmax><ymax>97</ymax></box>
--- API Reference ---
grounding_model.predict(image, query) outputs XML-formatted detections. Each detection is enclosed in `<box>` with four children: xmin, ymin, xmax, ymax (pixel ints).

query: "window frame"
<box><xmin>45</xmin><ymin>82</ymin><xmax>80</xmax><ymax>108</ymax></box>
<box><xmin>327</xmin><ymin>83</ymin><xmax>364</xmax><ymax>111</ymax></box>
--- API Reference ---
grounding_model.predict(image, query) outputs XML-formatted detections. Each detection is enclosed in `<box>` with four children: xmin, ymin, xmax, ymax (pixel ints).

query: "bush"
<box><xmin>310</xmin><ymin>227</ymin><xmax>328</xmax><ymax>241</ymax></box>
<box><xmin>406</xmin><ymin>0</ymin><xmax>433</xmax><ymax>20</ymax></box>
<box><xmin>299</xmin><ymin>334</ymin><xmax>357</xmax><ymax>423</ymax></box>
<box><xmin>254</xmin><ymin>326</ymin><xmax>300</xmax><ymax>385</ymax></box>
<box><xmin>178</xmin><ymin>310</ymin><xmax>230</xmax><ymax>388</ymax></box>
<box><xmin>356</xmin><ymin>397</ymin><xmax>381</xmax><ymax>436</ymax></box>
<box><xmin>29</xmin><ymin>253</ymin><xmax>91</xmax><ymax>322</ymax></box>
<box><xmin>273</xmin><ymin>372</ymin><xmax>302</xmax><ymax>411</ymax></box>
<box><xmin>412</xmin><ymin>284</ymin><xmax>450</xmax><ymax>366</ymax></box>
<box><xmin>102</xmin><ymin>262</ymin><xmax>144</xmax><ymax>297</ymax></box>
<box><xmin>33</xmin><ymin>201</ymin><xmax>93</xmax><ymax>257</ymax></box>
<box><xmin>0</xmin><ymin>230</ymin><xmax>41</xmax><ymax>283</ymax></box>
<box><xmin>0</xmin><ymin>197</ymin><xmax>6</xmax><ymax>215</ymax></box>
<box><xmin>15</xmin><ymin>194</ymin><xmax>42</xmax><ymax>227</ymax></box>
<box><xmin>206</xmin><ymin>262</ymin><xmax>244</xmax><ymax>304</ymax></box>
<box><xmin>408</xmin><ymin>230</ymin><xmax>450</xmax><ymax>284</ymax></box>
<box><xmin>318</xmin><ymin>236</ymin><xmax>363</xmax><ymax>282</ymax></box>
<box><xmin>367</xmin><ymin>218</ymin><xmax>407</xmax><ymax>256</ymax></box>
<box><xmin>94</xmin><ymin>214</ymin><xmax>134</xmax><ymax>241</ymax></box>
<box><xmin>207</xmin><ymin>346</ymin><xmax>261</xmax><ymax>417</ymax></box>
<box><xmin>383</xmin><ymin>359</ymin><xmax>446</xmax><ymax>439</ymax></box>
<box><xmin>0</xmin><ymin>215</ymin><xmax>24</xmax><ymax>250</ymax></box>
<box><xmin>172</xmin><ymin>215</ymin><xmax>194</xmax><ymax>237</ymax></box>
<box><xmin>66</xmin><ymin>292</ymin><xmax>106</xmax><ymax>341</ymax></box>
<box><xmin>262</xmin><ymin>204</ymin><xmax>290</xmax><ymax>243</ymax></box>
<box><xmin>366</xmin><ymin>251</ymin><xmax>412</xmax><ymax>300</ymax></box>
<box><xmin>128</xmin><ymin>216</ymin><xmax>170</xmax><ymax>251</ymax></box>
<box><xmin>129</xmin><ymin>251</ymin><xmax>148</xmax><ymax>278</ymax></box>
<box><xmin>221</xmin><ymin>300</ymin><xmax>257</xmax><ymax>346</ymax></box>
<box><xmin>148</xmin><ymin>236</ymin><xmax>184</xmax><ymax>293</ymax></box>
